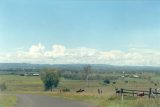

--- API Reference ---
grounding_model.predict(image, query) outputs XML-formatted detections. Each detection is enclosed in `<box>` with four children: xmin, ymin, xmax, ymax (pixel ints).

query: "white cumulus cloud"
<box><xmin>45</xmin><ymin>45</ymin><xmax>66</xmax><ymax>58</ymax></box>
<box><xmin>0</xmin><ymin>43</ymin><xmax>160</xmax><ymax>66</ymax></box>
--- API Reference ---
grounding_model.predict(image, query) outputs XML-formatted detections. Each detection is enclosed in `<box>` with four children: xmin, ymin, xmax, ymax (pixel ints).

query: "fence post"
<box><xmin>121</xmin><ymin>88</ymin><xmax>123</xmax><ymax>96</ymax></box>
<box><xmin>149</xmin><ymin>88</ymin><xmax>152</xmax><ymax>98</ymax></box>
<box><xmin>120</xmin><ymin>88</ymin><xmax>124</xmax><ymax>104</ymax></box>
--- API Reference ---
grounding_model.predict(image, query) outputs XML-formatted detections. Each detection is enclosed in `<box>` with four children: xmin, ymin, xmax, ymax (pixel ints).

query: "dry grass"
<box><xmin>1</xmin><ymin>73</ymin><xmax>160</xmax><ymax>107</ymax></box>
<box><xmin>0</xmin><ymin>94</ymin><xmax>17</xmax><ymax>107</ymax></box>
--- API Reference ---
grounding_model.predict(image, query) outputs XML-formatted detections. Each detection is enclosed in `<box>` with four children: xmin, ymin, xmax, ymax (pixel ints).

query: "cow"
<box><xmin>76</xmin><ymin>89</ymin><xmax>85</xmax><ymax>93</ymax></box>
<box><xmin>137</xmin><ymin>92</ymin><xmax>144</xmax><ymax>97</ymax></box>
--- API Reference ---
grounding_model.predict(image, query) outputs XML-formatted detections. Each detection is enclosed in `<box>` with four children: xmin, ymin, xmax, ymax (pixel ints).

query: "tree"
<box><xmin>83</xmin><ymin>65</ymin><xmax>92</xmax><ymax>87</ymax></box>
<box><xmin>41</xmin><ymin>69</ymin><xmax>60</xmax><ymax>91</ymax></box>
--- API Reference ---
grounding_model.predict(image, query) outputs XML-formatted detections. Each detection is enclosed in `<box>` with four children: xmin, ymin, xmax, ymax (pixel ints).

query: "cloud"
<box><xmin>45</xmin><ymin>45</ymin><xmax>66</xmax><ymax>58</ymax></box>
<box><xmin>0</xmin><ymin>43</ymin><xmax>160</xmax><ymax>66</ymax></box>
<box><xmin>29</xmin><ymin>43</ymin><xmax>45</xmax><ymax>53</ymax></box>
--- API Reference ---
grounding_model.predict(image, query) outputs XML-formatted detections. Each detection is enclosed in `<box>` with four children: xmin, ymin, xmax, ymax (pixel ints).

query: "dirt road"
<box><xmin>15</xmin><ymin>94</ymin><xmax>96</xmax><ymax>107</ymax></box>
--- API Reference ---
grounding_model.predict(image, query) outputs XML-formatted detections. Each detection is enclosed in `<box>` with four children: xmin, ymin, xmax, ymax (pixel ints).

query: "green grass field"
<box><xmin>0</xmin><ymin>95</ymin><xmax>17</xmax><ymax>107</ymax></box>
<box><xmin>1</xmin><ymin>72</ymin><xmax>160</xmax><ymax>107</ymax></box>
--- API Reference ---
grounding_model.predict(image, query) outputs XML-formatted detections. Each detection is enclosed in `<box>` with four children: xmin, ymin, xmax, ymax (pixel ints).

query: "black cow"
<box><xmin>76</xmin><ymin>89</ymin><xmax>85</xmax><ymax>93</ymax></box>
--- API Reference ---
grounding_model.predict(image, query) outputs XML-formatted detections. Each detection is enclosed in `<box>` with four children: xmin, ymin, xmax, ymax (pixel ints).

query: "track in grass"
<box><xmin>15</xmin><ymin>94</ymin><xmax>96</xmax><ymax>107</ymax></box>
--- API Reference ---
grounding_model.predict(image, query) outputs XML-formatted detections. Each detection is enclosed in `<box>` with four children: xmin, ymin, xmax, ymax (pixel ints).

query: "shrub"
<box><xmin>103</xmin><ymin>79</ymin><xmax>110</xmax><ymax>84</ymax></box>
<box><xmin>113</xmin><ymin>81</ymin><xmax>116</xmax><ymax>84</ymax></box>
<box><xmin>62</xmin><ymin>88</ymin><xmax>70</xmax><ymax>92</ymax></box>
<box><xmin>0</xmin><ymin>82</ymin><xmax>7</xmax><ymax>91</ymax></box>
<box><xmin>125</xmin><ymin>80</ymin><xmax>128</xmax><ymax>83</ymax></box>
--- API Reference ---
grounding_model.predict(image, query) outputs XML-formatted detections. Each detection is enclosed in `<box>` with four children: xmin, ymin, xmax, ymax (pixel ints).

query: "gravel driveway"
<box><xmin>15</xmin><ymin>94</ymin><xmax>96</xmax><ymax>107</ymax></box>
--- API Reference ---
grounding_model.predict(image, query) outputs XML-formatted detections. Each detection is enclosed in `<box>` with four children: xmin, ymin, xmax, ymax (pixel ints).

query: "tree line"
<box><xmin>40</xmin><ymin>65</ymin><xmax>119</xmax><ymax>91</ymax></box>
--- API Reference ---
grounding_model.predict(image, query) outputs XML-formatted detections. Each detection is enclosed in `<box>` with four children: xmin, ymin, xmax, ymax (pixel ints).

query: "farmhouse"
<box><xmin>20</xmin><ymin>73</ymin><xmax>39</xmax><ymax>76</ymax></box>
<box><xmin>133</xmin><ymin>74</ymin><xmax>139</xmax><ymax>78</ymax></box>
<box><xmin>32</xmin><ymin>73</ymin><xmax>39</xmax><ymax>76</ymax></box>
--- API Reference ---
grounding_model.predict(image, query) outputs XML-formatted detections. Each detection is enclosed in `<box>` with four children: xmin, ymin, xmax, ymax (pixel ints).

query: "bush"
<box><xmin>154</xmin><ymin>83</ymin><xmax>157</xmax><ymax>86</ymax></box>
<box><xmin>113</xmin><ymin>81</ymin><xmax>116</xmax><ymax>84</ymax></box>
<box><xmin>103</xmin><ymin>79</ymin><xmax>110</xmax><ymax>84</ymax></box>
<box><xmin>125</xmin><ymin>80</ymin><xmax>128</xmax><ymax>83</ymax></box>
<box><xmin>0</xmin><ymin>82</ymin><xmax>7</xmax><ymax>91</ymax></box>
<box><xmin>62</xmin><ymin>88</ymin><xmax>70</xmax><ymax>92</ymax></box>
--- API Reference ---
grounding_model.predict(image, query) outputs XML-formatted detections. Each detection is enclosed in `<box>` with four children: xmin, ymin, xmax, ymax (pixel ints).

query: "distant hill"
<box><xmin>0</xmin><ymin>63</ymin><xmax>51</xmax><ymax>70</ymax></box>
<box><xmin>0</xmin><ymin>63</ymin><xmax>160</xmax><ymax>73</ymax></box>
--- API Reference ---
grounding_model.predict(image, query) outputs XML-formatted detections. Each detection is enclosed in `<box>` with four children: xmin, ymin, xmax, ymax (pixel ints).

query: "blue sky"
<box><xmin>0</xmin><ymin>0</ymin><xmax>160</xmax><ymax>65</ymax></box>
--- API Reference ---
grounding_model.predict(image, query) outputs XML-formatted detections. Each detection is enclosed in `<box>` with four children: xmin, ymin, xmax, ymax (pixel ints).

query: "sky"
<box><xmin>0</xmin><ymin>0</ymin><xmax>160</xmax><ymax>66</ymax></box>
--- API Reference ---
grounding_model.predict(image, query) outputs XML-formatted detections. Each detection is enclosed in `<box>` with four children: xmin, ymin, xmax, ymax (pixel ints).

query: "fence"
<box><xmin>116</xmin><ymin>88</ymin><xmax>160</xmax><ymax>98</ymax></box>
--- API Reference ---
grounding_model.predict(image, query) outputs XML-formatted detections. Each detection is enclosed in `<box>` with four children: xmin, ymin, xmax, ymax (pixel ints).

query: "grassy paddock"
<box><xmin>0</xmin><ymin>75</ymin><xmax>43</xmax><ymax>91</ymax></box>
<box><xmin>37</xmin><ymin>91</ymin><xmax>160</xmax><ymax>107</ymax></box>
<box><xmin>0</xmin><ymin>95</ymin><xmax>17</xmax><ymax>107</ymax></box>
<box><xmin>1</xmin><ymin>73</ymin><xmax>160</xmax><ymax>107</ymax></box>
